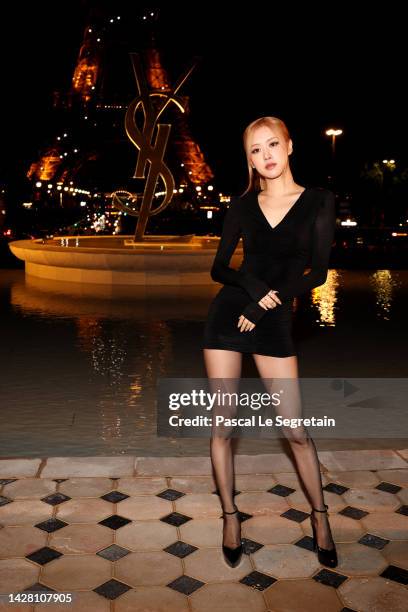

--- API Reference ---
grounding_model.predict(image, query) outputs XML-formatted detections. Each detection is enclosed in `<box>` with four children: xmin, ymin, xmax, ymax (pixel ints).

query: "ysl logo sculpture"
<box><xmin>112</xmin><ymin>53</ymin><xmax>198</xmax><ymax>241</ymax></box>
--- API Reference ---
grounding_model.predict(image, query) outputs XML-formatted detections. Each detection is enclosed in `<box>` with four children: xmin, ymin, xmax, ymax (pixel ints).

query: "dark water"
<box><xmin>1</xmin><ymin>268</ymin><xmax>407</xmax><ymax>456</ymax></box>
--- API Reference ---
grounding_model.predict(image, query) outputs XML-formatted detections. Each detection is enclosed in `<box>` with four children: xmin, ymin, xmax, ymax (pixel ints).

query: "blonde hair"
<box><xmin>241</xmin><ymin>116</ymin><xmax>291</xmax><ymax>196</ymax></box>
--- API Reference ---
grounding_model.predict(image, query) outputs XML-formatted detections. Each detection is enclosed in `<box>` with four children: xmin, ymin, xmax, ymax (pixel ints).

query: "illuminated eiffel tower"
<box><xmin>27</xmin><ymin>7</ymin><xmax>214</xmax><ymax>210</ymax></box>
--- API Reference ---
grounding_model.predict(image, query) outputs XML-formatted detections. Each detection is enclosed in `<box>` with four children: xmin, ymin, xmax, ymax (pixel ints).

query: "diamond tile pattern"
<box><xmin>26</xmin><ymin>546</ymin><xmax>63</xmax><ymax>565</ymax></box>
<box><xmin>35</xmin><ymin>518</ymin><xmax>68</xmax><ymax>532</ymax></box>
<box><xmin>93</xmin><ymin>578</ymin><xmax>132</xmax><ymax>599</ymax></box>
<box><xmin>240</xmin><ymin>570</ymin><xmax>277</xmax><ymax>591</ymax></box>
<box><xmin>294</xmin><ymin>535</ymin><xmax>315</xmax><ymax>552</ymax></box>
<box><xmin>98</xmin><ymin>514</ymin><xmax>132</xmax><ymax>530</ymax></box>
<box><xmin>41</xmin><ymin>492</ymin><xmax>71</xmax><ymax>506</ymax></box>
<box><xmin>96</xmin><ymin>544</ymin><xmax>130</xmax><ymax>561</ymax></box>
<box><xmin>358</xmin><ymin>533</ymin><xmax>390</xmax><ymax>549</ymax></box>
<box><xmin>156</xmin><ymin>488</ymin><xmax>186</xmax><ymax>501</ymax></box>
<box><xmin>313</xmin><ymin>568</ymin><xmax>348</xmax><ymax>588</ymax></box>
<box><xmin>380</xmin><ymin>564</ymin><xmax>408</xmax><ymax>585</ymax></box>
<box><xmin>163</xmin><ymin>540</ymin><xmax>198</xmax><ymax>558</ymax></box>
<box><xmin>338</xmin><ymin>505</ymin><xmax>369</xmax><ymax>520</ymax></box>
<box><xmin>100</xmin><ymin>490</ymin><xmax>129</xmax><ymax>503</ymax></box>
<box><xmin>1</xmin><ymin>451</ymin><xmax>407</xmax><ymax>604</ymax></box>
<box><xmin>375</xmin><ymin>481</ymin><xmax>402</xmax><ymax>494</ymax></box>
<box><xmin>324</xmin><ymin>482</ymin><xmax>349</xmax><ymax>495</ymax></box>
<box><xmin>242</xmin><ymin>538</ymin><xmax>264</xmax><ymax>554</ymax></box>
<box><xmin>167</xmin><ymin>574</ymin><xmax>205</xmax><ymax>595</ymax></box>
<box><xmin>280</xmin><ymin>508</ymin><xmax>310</xmax><ymax>522</ymax></box>
<box><xmin>23</xmin><ymin>582</ymin><xmax>56</xmax><ymax>593</ymax></box>
<box><xmin>268</xmin><ymin>484</ymin><xmax>296</xmax><ymax>497</ymax></box>
<box><xmin>160</xmin><ymin>512</ymin><xmax>192</xmax><ymax>527</ymax></box>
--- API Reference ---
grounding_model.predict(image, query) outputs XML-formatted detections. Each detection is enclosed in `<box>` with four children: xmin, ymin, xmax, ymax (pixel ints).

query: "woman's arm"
<box><xmin>210</xmin><ymin>197</ymin><xmax>271</xmax><ymax>302</ymax></box>
<box><xmin>240</xmin><ymin>190</ymin><xmax>336</xmax><ymax>324</ymax></box>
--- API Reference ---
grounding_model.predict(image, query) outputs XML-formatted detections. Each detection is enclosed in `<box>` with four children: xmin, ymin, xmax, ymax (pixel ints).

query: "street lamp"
<box><xmin>325</xmin><ymin>128</ymin><xmax>343</xmax><ymax>158</ymax></box>
<box><xmin>325</xmin><ymin>129</ymin><xmax>343</xmax><ymax>188</ymax></box>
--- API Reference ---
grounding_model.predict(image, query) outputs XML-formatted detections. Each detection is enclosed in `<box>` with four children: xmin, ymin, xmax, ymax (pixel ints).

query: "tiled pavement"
<box><xmin>0</xmin><ymin>449</ymin><xmax>407</xmax><ymax>612</ymax></box>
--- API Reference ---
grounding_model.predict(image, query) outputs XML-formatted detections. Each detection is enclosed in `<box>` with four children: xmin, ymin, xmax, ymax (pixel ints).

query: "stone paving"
<box><xmin>0</xmin><ymin>449</ymin><xmax>407</xmax><ymax>611</ymax></box>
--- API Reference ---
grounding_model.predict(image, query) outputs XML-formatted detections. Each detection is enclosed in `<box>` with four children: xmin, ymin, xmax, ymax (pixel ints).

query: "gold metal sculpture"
<box><xmin>112</xmin><ymin>53</ymin><xmax>198</xmax><ymax>241</ymax></box>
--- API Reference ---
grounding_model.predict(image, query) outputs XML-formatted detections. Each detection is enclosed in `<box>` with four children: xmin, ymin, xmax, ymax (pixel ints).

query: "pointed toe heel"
<box><xmin>221</xmin><ymin>503</ymin><xmax>243</xmax><ymax>568</ymax></box>
<box><xmin>310</xmin><ymin>503</ymin><xmax>338</xmax><ymax>568</ymax></box>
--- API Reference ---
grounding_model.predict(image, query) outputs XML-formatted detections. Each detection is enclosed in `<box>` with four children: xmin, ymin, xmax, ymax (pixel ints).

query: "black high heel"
<box><xmin>221</xmin><ymin>502</ymin><xmax>243</xmax><ymax>568</ymax></box>
<box><xmin>310</xmin><ymin>503</ymin><xmax>338</xmax><ymax>568</ymax></box>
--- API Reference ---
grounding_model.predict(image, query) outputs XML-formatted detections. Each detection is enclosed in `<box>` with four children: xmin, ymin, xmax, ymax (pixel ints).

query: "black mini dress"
<box><xmin>202</xmin><ymin>187</ymin><xmax>336</xmax><ymax>357</ymax></box>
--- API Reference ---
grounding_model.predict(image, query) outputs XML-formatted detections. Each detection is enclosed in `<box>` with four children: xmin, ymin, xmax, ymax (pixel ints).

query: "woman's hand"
<box><xmin>238</xmin><ymin>315</ymin><xmax>255</xmax><ymax>332</ymax></box>
<box><xmin>258</xmin><ymin>289</ymin><xmax>281</xmax><ymax>310</ymax></box>
<box><xmin>237</xmin><ymin>290</ymin><xmax>282</xmax><ymax>332</ymax></box>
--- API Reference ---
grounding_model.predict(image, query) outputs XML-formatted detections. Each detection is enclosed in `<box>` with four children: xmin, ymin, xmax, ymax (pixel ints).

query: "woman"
<box><xmin>202</xmin><ymin>116</ymin><xmax>338</xmax><ymax>569</ymax></box>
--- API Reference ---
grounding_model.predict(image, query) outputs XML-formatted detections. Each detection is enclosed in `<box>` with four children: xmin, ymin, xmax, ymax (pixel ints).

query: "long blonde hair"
<box><xmin>241</xmin><ymin>116</ymin><xmax>291</xmax><ymax>196</ymax></box>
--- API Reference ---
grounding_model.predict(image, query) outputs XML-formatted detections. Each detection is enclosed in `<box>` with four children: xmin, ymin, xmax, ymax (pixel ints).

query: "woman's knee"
<box><xmin>210</xmin><ymin>432</ymin><xmax>233</xmax><ymax>443</ymax></box>
<box><xmin>284</xmin><ymin>426</ymin><xmax>310</xmax><ymax>446</ymax></box>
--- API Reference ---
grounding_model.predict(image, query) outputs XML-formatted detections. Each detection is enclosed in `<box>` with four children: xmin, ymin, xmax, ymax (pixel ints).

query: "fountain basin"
<box><xmin>8</xmin><ymin>234</ymin><xmax>243</xmax><ymax>285</ymax></box>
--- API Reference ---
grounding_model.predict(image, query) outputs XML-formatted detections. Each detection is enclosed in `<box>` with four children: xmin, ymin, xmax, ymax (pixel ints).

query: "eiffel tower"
<box><xmin>27</xmin><ymin>6</ymin><xmax>214</xmax><ymax>216</ymax></box>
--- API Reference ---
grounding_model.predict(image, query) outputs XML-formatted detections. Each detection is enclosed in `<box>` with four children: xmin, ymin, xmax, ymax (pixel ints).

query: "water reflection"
<box><xmin>0</xmin><ymin>268</ymin><xmax>407</xmax><ymax>456</ymax></box>
<box><xmin>77</xmin><ymin>319</ymin><xmax>127</xmax><ymax>383</ymax></box>
<box><xmin>370</xmin><ymin>270</ymin><xmax>402</xmax><ymax>321</ymax></box>
<box><xmin>311</xmin><ymin>269</ymin><xmax>340</xmax><ymax>327</ymax></box>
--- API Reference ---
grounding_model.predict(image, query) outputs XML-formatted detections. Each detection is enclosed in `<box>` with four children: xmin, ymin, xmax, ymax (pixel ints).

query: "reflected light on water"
<box><xmin>77</xmin><ymin>319</ymin><xmax>126</xmax><ymax>385</ymax></box>
<box><xmin>311</xmin><ymin>269</ymin><xmax>340</xmax><ymax>327</ymax></box>
<box><xmin>370</xmin><ymin>270</ymin><xmax>402</xmax><ymax>321</ymax></box>
<box><xmin>1</xmin><ymin>268</ymin><xmax>407</xmax><ymax>456</ymax></box>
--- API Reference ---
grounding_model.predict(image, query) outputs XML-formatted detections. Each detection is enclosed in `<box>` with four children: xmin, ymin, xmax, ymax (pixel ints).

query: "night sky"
<box><xmin>1</xmin><ymin>3</ymin><xmax>405</xmax><ymax>194</ymax></box>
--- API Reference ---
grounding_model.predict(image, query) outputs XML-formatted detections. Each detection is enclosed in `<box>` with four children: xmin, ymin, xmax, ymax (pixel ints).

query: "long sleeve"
<box><xmin>240</xmin><ymin>190</ymin><xmax>336</xmax><ymax>324</ymax></box>
<box><xmin>210</xmin><ymin>197</ymin><xmax>271</xmax><ymax>302</ymax></box>
<box><xmin>273</xmin><ymin>190</ymin><xmax>336</xmax><ymax>301</ymax></box>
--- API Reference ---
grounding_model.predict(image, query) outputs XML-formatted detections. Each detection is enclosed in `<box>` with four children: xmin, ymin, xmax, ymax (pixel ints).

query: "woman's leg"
<box><xmin>253</xmin><ymin>353</ymin><xmax>335</xmax><ymax>550</ymax></box>
<box><xmin>203</xmin><ymin>348</ymin><xmax>242</xmax><ymax>549</ymax></box>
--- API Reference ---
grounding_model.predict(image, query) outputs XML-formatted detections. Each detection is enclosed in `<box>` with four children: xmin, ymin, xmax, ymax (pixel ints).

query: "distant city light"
<box><xmin>35</xmin><ymin>181</ymin><xmax>42</xmax><ymax>188</ymax></box>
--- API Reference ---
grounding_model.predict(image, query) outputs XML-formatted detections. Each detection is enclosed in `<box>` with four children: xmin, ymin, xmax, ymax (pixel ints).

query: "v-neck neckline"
<box><xmin>255</xmin><ymin>187</ymin><xmax>309</xmax><ymax>231</ymax></box>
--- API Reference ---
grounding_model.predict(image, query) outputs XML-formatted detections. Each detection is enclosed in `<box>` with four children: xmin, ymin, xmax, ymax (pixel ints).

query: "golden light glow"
<box><xmin>370</xmin><ymin>270</ymin><xmax>401</xmax><ymax>321</ymax></box>
<box><xmin>310</xmin><ymin>269</ymin><xmax>340</xmax><ymax>327</ymax></box>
